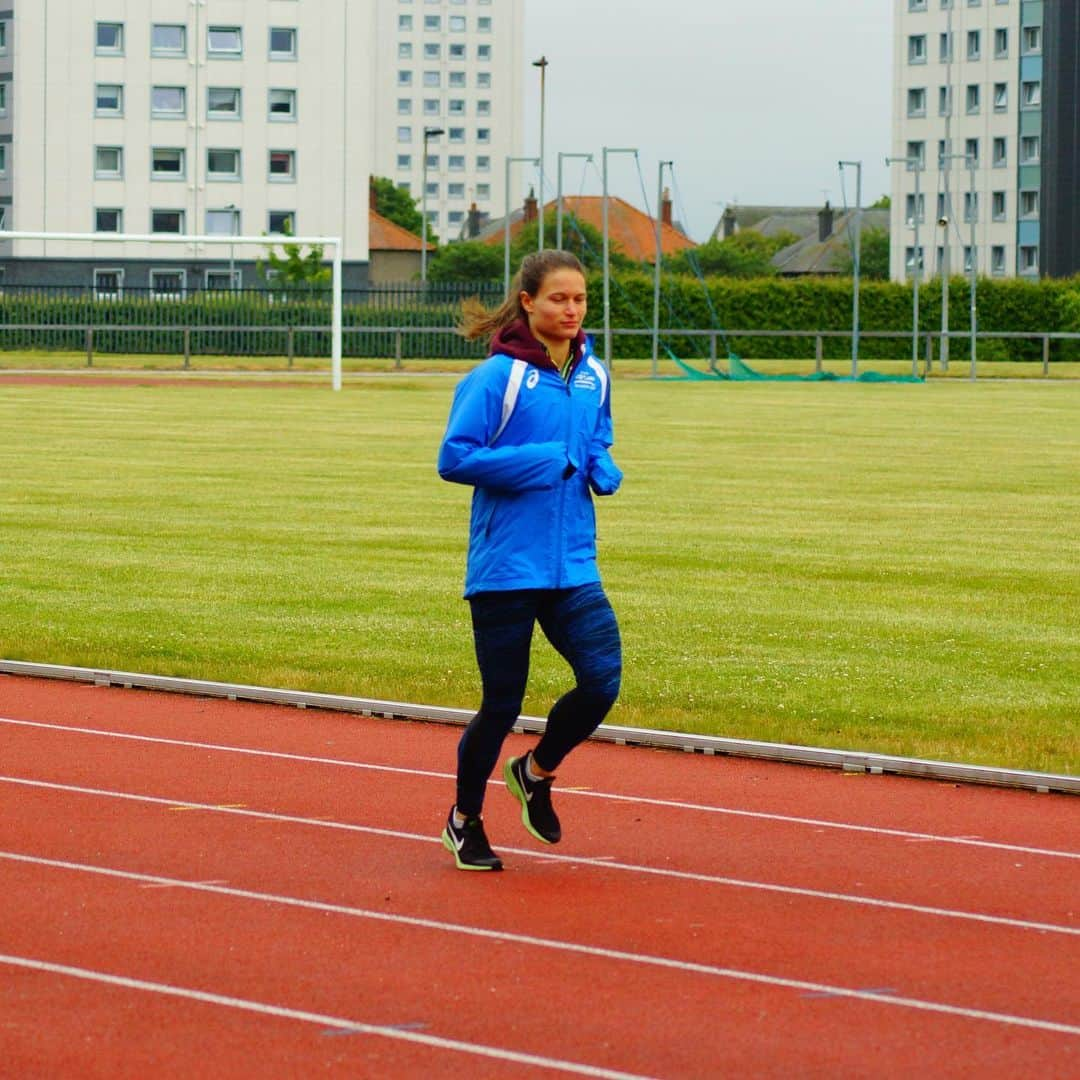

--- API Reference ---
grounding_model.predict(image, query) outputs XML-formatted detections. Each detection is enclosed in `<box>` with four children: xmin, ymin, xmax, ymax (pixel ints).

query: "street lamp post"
<box><xmin>556</xmin><ymin>152</ymin><xmax>593</xmax><ymax>250</ymax></box>
<box><xmin>602</xmin><ymin>146</ymin><xmax>638</xmax><ymax>368</ymax></box>
<box><xmin>886</xmin><ymin>156</ymin><xmax>923</xmax><ymax>375</ymax></box>
<box><xmin>532</xmin><ymin>56</ymin><xmax>548</xmax><ymax>251</ymax></box>
<box><xmin>504</xmin><ymin>155</ymin><xmax>540</xmax><ymax>291</ymax></box>
<box><xmin>839</xmin><ymin>160</ymin><xmax>863</xmax><ymax>377</ymax></box>
<box><xmin>421</xmin><ymin>126</ymin><xmax>444</xmax><ymax>284</ymax></box>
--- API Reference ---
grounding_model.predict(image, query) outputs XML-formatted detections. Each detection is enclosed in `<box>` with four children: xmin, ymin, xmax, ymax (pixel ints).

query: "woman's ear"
<box><xmin>519</xmin><ymin>291</ymin><xmax>533</xmax><ymax>314</ymax></box>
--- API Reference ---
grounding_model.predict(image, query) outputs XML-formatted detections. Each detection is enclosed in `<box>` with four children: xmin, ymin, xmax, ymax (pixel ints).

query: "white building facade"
<box><xmin>890</xmin><ymin>0</ymin><xmax>1044</xmax><ymax>282</ymax></box>
<box><xmin>372</xmin><ymin>0</ymin><xmax>524</xmax><ymax>243</ymax></box>
<box><xmin>0</xmin><ymin>0</ymin><xmax>524</xmax><ymax>290</ymax></box>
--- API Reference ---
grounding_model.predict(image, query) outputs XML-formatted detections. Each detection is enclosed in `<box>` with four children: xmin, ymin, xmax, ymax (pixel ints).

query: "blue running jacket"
<box><xmin>438</xmin><ymin>344</ymin><xmax>622</xmax><ymax>597</ymax></box>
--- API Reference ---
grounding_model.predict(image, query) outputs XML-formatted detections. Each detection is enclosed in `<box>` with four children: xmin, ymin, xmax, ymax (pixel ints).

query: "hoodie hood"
<box><xmin>490</xmin><ymin>319</ymin><xmax>588</xmax><ymax>374</ymax></box>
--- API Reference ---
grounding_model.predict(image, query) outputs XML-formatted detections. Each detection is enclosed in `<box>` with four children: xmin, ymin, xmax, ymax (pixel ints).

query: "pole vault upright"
<box><xmin>602</xmin><ymin>147</ymin><xmax>637</xmax><ymax>368</ymax></box>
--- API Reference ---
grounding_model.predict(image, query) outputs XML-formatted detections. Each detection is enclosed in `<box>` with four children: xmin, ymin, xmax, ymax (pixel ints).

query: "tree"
<box><xmin>370</xmin><ymin>176</ymin><xmax>438</xmax><ymax>245</ymax></box>
<box><xmin>664</xmin><ymin>230</ymin><xmax>799</xmax><ymax>278</ymax></box>
<box><xmin>836</xmin><ymin>227</ymin><xmax>891</xmax><ymax>280</ymax></box>
<box><xmin>510</xmin><ymin>211</ymin><xmax>637</xmax><ymax>272</ymax></box>
<box><xmin>427</xmin><ymin>241</ymin><xmax>503</xmax><ymax>283</ymax></box>
<box><xmin>870</xmin><ymin>194</ymin><xmax>892</xmax><ymax>209</ymax></box>
<box><xmin>256</xmin><ymin>226</ymin><xmax>331</xmax><ymax>292</ymax></box>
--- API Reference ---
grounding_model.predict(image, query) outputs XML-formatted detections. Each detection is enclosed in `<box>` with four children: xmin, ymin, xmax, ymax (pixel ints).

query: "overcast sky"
<box><xmin>523</xmin><ymin>1</ymin><xmax>894</xmax><ymax>242</ymax></box>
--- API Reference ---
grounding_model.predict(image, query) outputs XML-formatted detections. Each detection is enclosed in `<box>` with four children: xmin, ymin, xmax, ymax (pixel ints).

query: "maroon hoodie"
<box><xmin>490</xmin><ymin>319</ymin><xmax>588</xmax><ymax>378</ymax></box>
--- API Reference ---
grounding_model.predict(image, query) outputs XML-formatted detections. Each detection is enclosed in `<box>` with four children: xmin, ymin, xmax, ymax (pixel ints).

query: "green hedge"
<box><xmin>2</xmin><ymin>275</ymin><xmax>1080</xmax><ymax>361</ymax></box>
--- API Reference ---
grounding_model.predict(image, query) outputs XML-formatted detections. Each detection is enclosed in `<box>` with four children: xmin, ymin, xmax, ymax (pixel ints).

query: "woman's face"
<box><xmin>521</xmin><ymin>269</ymin><xmax>588</xmax><ymax>348</ymax></box>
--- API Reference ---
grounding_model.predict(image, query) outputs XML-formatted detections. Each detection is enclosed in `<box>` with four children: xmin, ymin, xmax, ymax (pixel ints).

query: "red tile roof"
<box><xmin>479</xmin><ymin>196</ymin><xmax>696</xmax><ymax>262</ymax></box>
<box><xmin>369</xmin><ymin>209</ymin><xmax>434</xmax><ymax>252</ymax></box>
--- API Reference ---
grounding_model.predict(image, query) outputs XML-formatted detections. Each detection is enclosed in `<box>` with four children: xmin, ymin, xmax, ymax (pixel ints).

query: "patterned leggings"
<box><xmin>455</xmin><ymin>583</ymin><xmax>622</xmax><ymax>816</ymax></box>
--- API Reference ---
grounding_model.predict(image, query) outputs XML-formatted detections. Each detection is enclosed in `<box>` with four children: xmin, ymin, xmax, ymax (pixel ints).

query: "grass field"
<box><xmin>1</xmin><ymin>375</ymin><xmax>1077</xmax><ymax>774</ymax></box>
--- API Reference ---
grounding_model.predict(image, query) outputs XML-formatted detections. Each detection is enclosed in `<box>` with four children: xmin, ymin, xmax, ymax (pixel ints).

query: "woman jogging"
<box><xmin>437</xmin><ymin>250</ymin><xmax>623</xmax><ymax>871</ymax></box>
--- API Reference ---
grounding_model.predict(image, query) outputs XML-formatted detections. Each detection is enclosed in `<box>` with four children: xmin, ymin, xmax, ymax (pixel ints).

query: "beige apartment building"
<box><xmin>0</xmin><ymin>0</ymin><xmax>524</xmax><ymax>291</ymax></box>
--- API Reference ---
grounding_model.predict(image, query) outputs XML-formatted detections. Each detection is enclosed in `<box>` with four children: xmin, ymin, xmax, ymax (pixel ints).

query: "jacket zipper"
<box><xmin>554</xmin><ymin>372</ymin><xmax>572</xmax><ymax>589</ymax></box>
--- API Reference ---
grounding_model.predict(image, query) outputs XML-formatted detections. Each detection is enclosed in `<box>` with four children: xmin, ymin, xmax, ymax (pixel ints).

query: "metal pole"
<box><xmin>556</xmin><ymin>152</ymin><xmax>592</xmax><ymax>251</ymax></box>
<box><xmin>652</xmin><ymin>161</ymin><xmax>672</xmax><ymax>378</ymax></box>
<box><xmin>331</xmin><ymin>243</ymin><xmax>343</xmax><ymax>391</ymax></box>
<box><xmin>504</xmin><ymin>156</ymin><xmax>540</xmax><ymax>292</ymax></box>
<box><xmin>968</xmin><ymin>157</ymin><xmax>977</xmax><ymax>381</ymax></box>
<box><xmin>839</xmin><ymin>160</ymin><xmax>862</xmax><ymax>376</ymax></box>
<box><xmin>913</xmin><ymin>164</ymin><xmax>921</xmax><ymax>376</ymax></box>
<box><xmin>533</xmin><ymin>57</ymin><xmax>548</xmax><ymax>251</ymax></box>
<box><xmin>941</xmin><ymin>6</ymin><xmax>953</xmax><ymax>372</ymax></box>
<box><xmin>602</xmin><ymin>147</ymin><xmax>637</xmax><ymax>368</ymax></box>
<box><xmin>420</xmin><ymin>127</ymin><xmax>443</xmax><ymax>284</ymax></box>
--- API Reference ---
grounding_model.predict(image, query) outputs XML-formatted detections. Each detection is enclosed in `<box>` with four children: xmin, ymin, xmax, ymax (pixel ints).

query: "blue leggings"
<box><xmin>456</xmin><ymin>582</ymin><xmax>622</xmax><ymax>816</ymax></box>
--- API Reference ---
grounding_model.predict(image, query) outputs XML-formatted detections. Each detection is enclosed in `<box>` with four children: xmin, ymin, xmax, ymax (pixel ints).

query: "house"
<box><xmin>769</xmin><ymin>204</ymin><xmax>890</xmax><ymax>277</ymax></box>
<box><xmin>466</xmin><ymin>190</ymin><xmax>697</xmax><ymax>264</ymax></box>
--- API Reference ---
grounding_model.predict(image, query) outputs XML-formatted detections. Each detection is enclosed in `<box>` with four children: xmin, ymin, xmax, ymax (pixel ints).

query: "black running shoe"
<box><xmin>504</xmin><ymin>755</ymin><xmax>561</xmax><ymax>844</ymax></box>
<box><xmin>441</xmin><ymin>807</ymin><xmax>503</xmax><ymax>871</ymax></box>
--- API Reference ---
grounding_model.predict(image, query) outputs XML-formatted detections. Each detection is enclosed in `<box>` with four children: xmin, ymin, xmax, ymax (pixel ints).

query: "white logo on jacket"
<box><xmin>526</xmin><ymin>370</ymin><xmax>540</xmax><ymax>389</ymax></box>
<box><xmin>573</xmin><ymin>370</ymin><xmax>598</xmax><ymax>391</ymax></box>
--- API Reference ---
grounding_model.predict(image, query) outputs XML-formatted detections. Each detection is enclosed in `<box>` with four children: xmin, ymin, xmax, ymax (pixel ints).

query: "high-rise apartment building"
<box><xmin>372</xmin><ymin>0</ymin><xmax>524</xmax><ymax>243</ymax></box>
<box><xmin>0</xmin><ymin>0</ymin><xmax>524</xmax><ymax>290</ymax></box>
<box><xmin>890</xmin><ymin>0</ymin><xmax>1071</xmax><ymax>281</ymax></box>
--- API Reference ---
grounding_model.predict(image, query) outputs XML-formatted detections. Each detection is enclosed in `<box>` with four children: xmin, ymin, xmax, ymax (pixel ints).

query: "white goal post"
<box><xmin>0</xmin><ymin>231</ymin><xmax>345</xmax><ymax>390</ymax></box>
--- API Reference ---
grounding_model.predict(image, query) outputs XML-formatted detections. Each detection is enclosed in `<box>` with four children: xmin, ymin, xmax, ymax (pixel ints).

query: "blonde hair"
<box><xmin>459</xmin><ymin>249</ymin><xmax>586</xmax><ymax>342</ymax></box>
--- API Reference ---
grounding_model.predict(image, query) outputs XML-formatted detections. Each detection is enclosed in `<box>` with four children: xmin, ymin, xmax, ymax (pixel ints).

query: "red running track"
<box><xmin>0</xmin><ymin>673</ymin><xmax>1077</xmax><ymax>1077</ymax></box>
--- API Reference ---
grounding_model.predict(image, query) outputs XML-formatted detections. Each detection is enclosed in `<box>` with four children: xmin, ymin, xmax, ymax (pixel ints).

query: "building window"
<box><xmin>425</xmin><ymin>181</ymin><xmax>438</xmax><ymax>198</ymax></box>
<box><xmin>905</xmin><ymin>193</ymin><xmax>925</xmax><ymax>224</ymax></box>
<box><xmin>908</xmin><ymin>0</ymin><xmax>927</xmax><ymax>8</ymax></box>
<box><xmin>397</xmin><ymin>126</ymin><xmax>413</xmax><ymax>143</ymax></box>
<box><xmin>1022</xmin><ymin>25</ymin><xmax>1042</xmax><ymax>54</ymax></box>
<box><xmin>151</xmin><ymin>210</ymin><xmax>185</xmax><ymax>234</ymax></box>
<box><xmin>476</xmin><ymin>183</ymin><xmax>490</xmax><ymax>200</ymax></box>
<box><xmin>967</xmin><ymin>30</ymin><xmax>980</xmax><ymax>60</ymax></box>
<box><xmin>208</xmin><ymin>26</ymin><xmax>242</xmax><ymax>57</ymax></box>
<box><xmin>449</xmin><ymin>43</ymin><xmax>466</xmax><ymax>60</ymax></box>
<box><xmin>1020</xmin><ymin>135</ymin><xmax>1040</xmax><ymax>163</ymax></box>
<box><xmin>269</xmin><ymin>150</ymin><xmax>296</xmax><ymax>180</ymax></box>
<box><xmin>477</xmin><ymin>44</ymin><xmax>491</xmax><ymax>61</ymax></box>
<box><xmin>424</xmin><ymin>15</ymin><xmax>441</xmax><ymax>30</ymax></box>
<box><xmin>938</xmin><ymin>32</ymin><xmax>952</xmax><ymax>62</ymax></box>
<box><xmin>1019</xmin><ymin>245</ymin><xmax>1038</xmax><ymax>274</ymax></box>
<box><xmin>0</xmin><ymin>83</ymin><xmax>6</xmax><ymax>116</ymax></box>
<box><xmin>398</xmin><ymin>70</ymin><xmax>413</xmax><ymax>87</ymax></box>
<box><xmin>965</xmin><ymin>84</ymin><xmax>980</xmax><ymax>114</ymax></box>
<box><xmin>938</xmin><ymin>86</ymin><xmax>952</xmax><ymax>115</ymax></box>
<box><xmin>477</xmin><ymin>72</ymin><xmax>491</xmax><ymax>89</ymax></box>
<box><xmin>992</xmin><ymin>137</ymin><xmax>1007</xmax><ymax>167</ymax></box>
<box><xmin>151</xmin><ymin>86</ymin><xmax>186</xmax><ymax>118</ymax></box>
<box><xmin>991</xmin><ymin>246</ymin><xmax>1005</xmax><ymax>276</ymax></box>
<box><xmin>396</xmin><ymin>154</ymin><xmax>412</xmax><ymax>170</ymax></box>
<box><xmin>207</xmin><ymin>149</ymin><xmax>241</xmax><ymax>179</ymax></box>
<box><xmin>398</xmin><ymin>98</ymin><xmax>413</xmax><ymax>115</ymax></box>
<box><xmin>908</xmin><ymin>34</ymin><xmax>927</xmax><ymax>63</ymax></box>
<box><xmin>150</xmin><ymin>270</ymin><xmax>186</xmax><ymax>299</ymax></box>
<box><xmin>993</xmin><ymin>82</ymin><xmax>1008</xmax><ymax>111</ymax></box>
<box><xmin>964</xmin><ymin>137</ymin><xmax>979</xmax><ymax>166</ymax></box>
<box><xmin>398</xmin><ymin>15</ymin><xmax>413</xmax><ymax>31</ymax></box>
<box><xmin>904</xmin><ymin>246</ymin><xmax>925</xmax><ymax>274</ymax></box>
<box><xmin>424</xmin><ymin>42</ymin><xmax>441</xmax><ymax>59</ymax></box>
<box><xmin>268</xmin><ymin>211</ymin><xmax>295</xmax><ymax>235</ymax></box>
<box><xmin>1021</xmin><ymin>80</ymin><xmax>1041</xmax><ymax>108</ymax></box>
<box><xmin>95</xmin><ymin>146</ymin><xmax>123</xmax><ymax>179</ymax></box>
<box><xmin>994</xmin><ymin>27</ymin><xmax>1008</xmax><ymax>58</ymax></box>
<box><xmin>399</xmin><ymin>43</ymin><xmax>413</xmax><ymax>60</ymax></box>
<box><xmin>448</xmin><ymin>127</ymin><xmax>465</xmax><ymax>143</ymax></box>
<box><xmin>93</xmin><ymin>269</ymin><xmax>124</xmax><ymax>300</ymax></box>
<box><xmin>95</xmin><ymin>22</ymin><xmax>123</xmax><ymax>55</ymax></box>
<box><xmin>205</xmin><ymin>209</ymin><xmax>241</xmax><ymax>235</ymax></box>
<box><xmin>0</xmin><ymin>21</ymin><xmax>6</xmax><ymax>54</ymax></box>
<box><xmin>151</xmin><ymin>24</ymin><xmax>187</xmax><ymax>57</ymax></box>
<box><xmin>962</xmin><ymin>245</ymin><xmax>976</xmax><ymax>273</ymax></box>
<box><xmin>151</xmin><ymin>147</ymin><xmax>186</xmax><ymax>179</ymax></box>
<box><xmin>269</xmin><ymin>27</ymin><xmax>297</xmax><ymax>59</ymax></box>
<box><xmin>424</xmin><ymin>71</ymin><xmax>440</xmax><ymax>87</ymax></box>
<box><xmin>206</xmin><ymin>270</ymin><xmax>241</xmax><ymax>292</ymax></box>
<box><xmin>1019</xmin><ymin>190</ymin><xmax>1040</xmax><ymax>218</ymax></box>
<box><xmin>477</xmin><ymin>127</ymin><xmax>490</xmax><ymax>144</ymax></box>
<box><xmin>477</xmin><ymin>100</ymin><xmax>491</xmax><ymax>116</ymax></box>
<box><xmin>95</xmin><ymin>84</ymin><xmax>124</xmax><ymax>116</ymax></box>
<box><xmin>448</xmin><ymin>71</ymin><xmax>466</xmax><ymax>88</ymax></box>
<box><xmin>477</xmin><ymin>16</ymin><xmax>492</xmax><ymax>31</ymax></box>
<box><xmin>448</xmin><ymin>182</ymin><xmax>465</xmax><ymax>199</ymax></box>
<box><xmin>476</xmin><ymin>155</ymin><xmax>490</xmax><ymax>171</ymax></box>
<box><xmin>991</xmin><ymin>190</ymin><xmax>1006</xmax><ymax>221</ymax></box>
<box><xmin>906</xmin><ymin>140</ymin><xmax>925</xmax><ymax>169</ymax></box>
<box><xmin>963</xmin><ymin>192</ymin><xmax>978</xmax><ymax>223</ymax></box>
<box><xmin>269</xmin><ymin>89</ymin><xmax>297</xmax><ymax>120</ymax></box>
<box><xmin>448</xmin><ymin>99</ymin><xmax>465</xmax><ymax>115</ymax></box>
<box><xmin>95</xmin><ymin>209</ymin><xmax>122</xmax><ymax>233</ymax></box>
<box><xmin>448</xmin><ymin>154</ymin><xmax>465</xmax><ymax>171</ymax></box>
<box><xmin>449</xmin><ymin>15</ymin><xmax>466</xmax><ymax>31</ymax></box>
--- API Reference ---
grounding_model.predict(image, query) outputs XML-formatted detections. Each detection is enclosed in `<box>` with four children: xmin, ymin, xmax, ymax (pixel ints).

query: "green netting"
<box><xmin>666</xmin><ymin>350</ymin><xmax>924</xmax><ymax>384</ymax></box>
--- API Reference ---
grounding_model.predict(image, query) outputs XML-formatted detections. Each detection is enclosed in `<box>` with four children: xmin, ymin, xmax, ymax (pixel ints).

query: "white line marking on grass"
<box><xmin>2</xmin><ymin>776</ymin><xmax>1077</xmax><ymax>938</ymax></box>
<box><xmin>0</xmin><ymin>952</ymin><xmax>655</xmax><ymax>1080</ymax></box>
<box><xmin>2</xmin><ymin>717</ymin><xmax>1075</xmax><ymax>861</ymax></box>
<box><xmin>3</xmin><ymin>853</ymin><xmax>1080</xmax><ymax>1038</ymax></box>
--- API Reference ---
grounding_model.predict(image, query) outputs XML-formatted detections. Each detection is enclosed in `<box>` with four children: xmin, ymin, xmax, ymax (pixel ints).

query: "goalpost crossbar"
<box><xmin>0</xmin><ymin>230</ymin><xmax>345</xmax><ymax>390</ymax></box>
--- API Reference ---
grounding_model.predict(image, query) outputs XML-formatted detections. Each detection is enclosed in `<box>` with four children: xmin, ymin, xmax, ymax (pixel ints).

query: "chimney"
<box><xmin>369</xmin><ymin>177</ymin><xmax>377</xmax><ymax>211</ymax></box>
<box><xmin>523</xmin><ymin>186</ymin><xmax>538</xmax><ymax>223</ymax></box>
<box><xmin>818</xmin><ymin>200</ymin><xmax>834</xmax><ymax>242</ymax></box>
<box><xmin>661</xmin><ymin>187</ymin><xmax>673</xmax><ymax>227</ymax></box>
<box><xmin>467</xmin><ymin>202</ymin><xmax>483</xmax><ymax>239</ymax></box>
<box><xmin>722</xmin><ymin>206</ymin><xmax>737</xmax><ymax>240</ymax></box>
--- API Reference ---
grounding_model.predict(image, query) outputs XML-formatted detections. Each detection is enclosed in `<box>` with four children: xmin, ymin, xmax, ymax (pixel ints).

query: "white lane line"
<box><xmin>2</xmin><ymin>777</ymin><xmax>1077</xmax><ymax>938</ymax></box>
<box><xmin>0</xmin><ymin>952</ymin><xmax>655</xmax><ymax>1080</ymax></box>
<box><xmin>4</xmin><ymin>852</ymin><xmax>1079</xmax><ymax>1038</ymax></box>
<box><xmin>1</xmin><ymin>716</ymin><xmax>1075</xmax><ymax>861</ymax></box>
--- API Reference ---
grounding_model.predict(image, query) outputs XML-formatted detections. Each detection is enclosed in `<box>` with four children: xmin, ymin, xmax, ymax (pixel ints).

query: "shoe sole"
<box><xmin>503</xmin><ymin>758</ymin><xmax>558</xmax><ymax>845</ymax></box>
<box><xmin>441</xmin><ymin>827</ymin><xmax>502</xmax><ymax>871</ymax></box>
